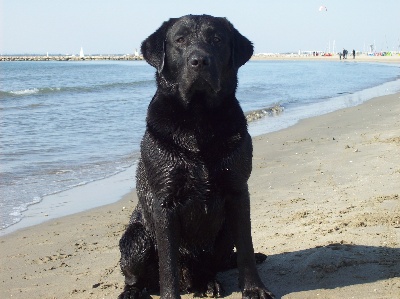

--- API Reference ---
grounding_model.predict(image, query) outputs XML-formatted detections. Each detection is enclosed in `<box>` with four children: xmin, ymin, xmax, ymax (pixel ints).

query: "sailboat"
<box><xmin>79</xmin><ymin>47</ymin><xmax>84</xmax><ymax>58</ymax></box>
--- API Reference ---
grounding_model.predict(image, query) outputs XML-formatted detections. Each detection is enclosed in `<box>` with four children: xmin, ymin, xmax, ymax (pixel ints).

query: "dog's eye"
<box><xmin>213</xmin><ymin>36</ymin><xmax>221</xmax><ymax>43</ymax></box>
<box><xmin>176</xmin><ymin>37</ymin><xmax>185</xmax><ymax>44</ymax></box>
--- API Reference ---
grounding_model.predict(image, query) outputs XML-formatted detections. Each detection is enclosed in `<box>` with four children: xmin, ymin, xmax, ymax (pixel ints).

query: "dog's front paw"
<box><xmin>206</xmin><ymin>279</ymin><xmax>224</xmax><ymax>297</ymax></box>
<box><xmin>193</xmin><ymin>279</ymin><xmax>224</xmax><ymax>298</ymax></box>
<box><xmin>242</xmin><ymin>287</ymin><xmax>275</xmax><ymax>299</ymax></box>
<box><xmin>118</xmin><ymin>287</ymin><xmax>152</xmax><ymax>299</ymax></box>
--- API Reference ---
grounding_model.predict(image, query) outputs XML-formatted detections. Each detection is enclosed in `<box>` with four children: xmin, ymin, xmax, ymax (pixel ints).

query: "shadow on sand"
<box><xmin>217</xmin><ymin>243</ymin><xmax>400</xmax><ymax>298</ymax></box>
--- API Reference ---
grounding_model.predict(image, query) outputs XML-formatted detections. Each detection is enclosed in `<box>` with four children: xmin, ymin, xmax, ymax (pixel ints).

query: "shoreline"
<box><xmin>0</xmin><ymin>165</ymin><xmax>137</xmax><ymax>236</ymax></box>
<box><xmin>1</xmin><ymin>74</ymin><xmax>399</xmax><ymax>236</ymax></box>
<box><xmin>1</xmin><ymin>92</ymin><xmax>399</xmax><ymax>298</ymax></box>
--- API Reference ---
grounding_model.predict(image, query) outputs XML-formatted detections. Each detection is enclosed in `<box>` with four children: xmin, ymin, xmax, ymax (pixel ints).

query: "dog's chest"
<box><xmin>178</xmin><ymin>194</ymin><xmax>226</xmax><ymax>247</ymax></box>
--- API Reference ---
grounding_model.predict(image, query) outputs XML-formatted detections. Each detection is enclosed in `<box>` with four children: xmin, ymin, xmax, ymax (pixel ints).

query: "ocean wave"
<box><xmin>0</xmin><ymin>80</ymin><xmax>155</xmax><ymax>100</ymax></box>
<box><xmin>0</xmin><ymin>87</ymin><xmax>60</xmax><ymax>98</ymax></box>
<box><xmin>10</xmin><ymin>88</ymin><xmax>40</xmax><ymax>95</ymax></box>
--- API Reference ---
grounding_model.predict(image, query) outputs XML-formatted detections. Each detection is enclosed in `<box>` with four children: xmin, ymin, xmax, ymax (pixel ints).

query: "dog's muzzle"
<box><xmin>186</xmin><ymin>50</ymin><xmax>221</xmax><ymax>92</ymax></box>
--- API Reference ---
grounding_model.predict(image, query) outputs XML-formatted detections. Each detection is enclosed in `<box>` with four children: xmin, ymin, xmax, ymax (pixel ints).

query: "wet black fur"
<box><xmin>118</xmin><ymin>15</ymin><xmax>274</xmax><ymax>299</ymax></box>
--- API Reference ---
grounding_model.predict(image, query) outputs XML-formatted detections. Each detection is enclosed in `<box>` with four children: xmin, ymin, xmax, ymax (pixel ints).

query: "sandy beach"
<box><xmin>251</xmin><ymin>54</ymin><xmax>400</xmax><ymax>64</ymax></box>
<box><xmin>1</xmin><ymin>91</ymin><xmax>399</xmax><ymax>298</ymax></box>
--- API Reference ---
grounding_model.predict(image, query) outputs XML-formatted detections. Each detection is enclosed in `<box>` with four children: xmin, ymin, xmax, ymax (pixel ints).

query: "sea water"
<box><xmin>1</xmin><ymin>60</ymin><xmax>399</xmax><ymax>233</ymax></box>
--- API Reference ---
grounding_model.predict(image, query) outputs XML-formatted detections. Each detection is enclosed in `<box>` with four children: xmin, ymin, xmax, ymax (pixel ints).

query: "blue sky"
<box><xmin>1</xmin><ymin>0</ymin><xmax>399</xmax><ymax>55</ymax></box>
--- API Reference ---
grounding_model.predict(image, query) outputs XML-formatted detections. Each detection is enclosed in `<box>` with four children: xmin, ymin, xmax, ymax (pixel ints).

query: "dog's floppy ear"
<box><xmin>141</xmin><ymin>18</ymin><xmax>177</xmax><ymax>74</ymax></box>
<box><xmin>229</xmin><ymin>22</ymin><xmax>254</xmax><ymax>68</ymax></box>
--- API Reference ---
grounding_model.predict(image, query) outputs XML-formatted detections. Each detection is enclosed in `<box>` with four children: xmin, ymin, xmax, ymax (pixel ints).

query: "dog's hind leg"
<box><xmin>118</xmin><ymin>220</ymin><xmax>159</xmax><ymax>299</ymax></box>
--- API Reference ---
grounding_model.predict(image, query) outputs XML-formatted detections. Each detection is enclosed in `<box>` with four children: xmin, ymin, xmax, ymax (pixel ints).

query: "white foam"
<box><xmin>10</xmin><ymin>88</ymin><xmax>39</xmax><ymax>95</ymax></box>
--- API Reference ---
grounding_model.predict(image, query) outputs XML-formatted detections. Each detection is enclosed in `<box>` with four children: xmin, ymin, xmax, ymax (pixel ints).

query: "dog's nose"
<box><xmin>189</xmin><ymin>55</ymin><xmax>210</xmax><ymax>69</ymax></box>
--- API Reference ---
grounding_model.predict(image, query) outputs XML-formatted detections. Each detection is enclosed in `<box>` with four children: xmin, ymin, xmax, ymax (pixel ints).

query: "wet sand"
<box><xmin>1</xmin><ymin>92</ymin><xmax>399</xmax><ymax>298</ymax></box>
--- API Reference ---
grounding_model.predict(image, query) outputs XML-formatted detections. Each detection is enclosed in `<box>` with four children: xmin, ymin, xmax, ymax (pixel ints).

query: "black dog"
<box><xmin>119</xmin><ymin>15</ymin><xmax>274</xmax><ymax>299</ymax></box>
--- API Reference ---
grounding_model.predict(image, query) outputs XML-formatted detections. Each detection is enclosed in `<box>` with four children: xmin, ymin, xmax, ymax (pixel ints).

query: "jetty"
<box><xmin>0</xmin><ymin>55</ymin><xmax>144</xmax><ymax>62</ymax></box>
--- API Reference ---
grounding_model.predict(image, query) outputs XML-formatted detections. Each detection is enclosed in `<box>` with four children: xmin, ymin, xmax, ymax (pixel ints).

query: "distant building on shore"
<box><xmin>79</xmin><ymin>47</ymin><xmax>84</xmax><ymax>58</ymax></box>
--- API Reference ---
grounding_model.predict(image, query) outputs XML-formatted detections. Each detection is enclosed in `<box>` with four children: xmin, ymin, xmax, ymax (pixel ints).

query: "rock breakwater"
<box><xmin>0</xmin><ymin>55</ymin><xmax>143</xmax><ymax>62</ymax></box>
<box><xmin>245</xmin><ymin>105</ymin><xmax>284</xmax><ymax>123</ymax></box>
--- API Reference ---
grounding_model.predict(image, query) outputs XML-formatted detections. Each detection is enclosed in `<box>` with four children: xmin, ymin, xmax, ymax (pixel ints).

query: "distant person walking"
<box><xmin>339</xmin><ymin>52</ymin><xmax>342</xmax><ymax>60</ymax></box>
<box><xmin>343</xmin><ymin>48</ymin><xmax>346</xmax><ymax>59</ymax></box>
<box><xmin>352</xmin><ymin>49</ymin><xmax>356</xmax><ymax>59</ymax></box>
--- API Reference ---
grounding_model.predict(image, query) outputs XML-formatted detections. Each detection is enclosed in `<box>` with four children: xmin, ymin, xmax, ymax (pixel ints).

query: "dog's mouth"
<box><xmin>177</xmin><ymin>74</ymin><xmax>222</xmax><ymax>108</ymax></box>
<box><xmin>191</xmin><ymin>75</ymin><xmax>220</xmax><ymax>93</ymax></box>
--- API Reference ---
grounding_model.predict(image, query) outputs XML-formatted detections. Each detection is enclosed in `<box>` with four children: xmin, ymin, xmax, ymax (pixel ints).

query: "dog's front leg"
<box><xmin>153</xmin><ymin>201</ymin><xmax>181</xmax><ymax>299</ymax></box>
<box><xmin>227</xmin><ymin>189</ymin><xmax>275</xmax><ymax>299</ymax></box>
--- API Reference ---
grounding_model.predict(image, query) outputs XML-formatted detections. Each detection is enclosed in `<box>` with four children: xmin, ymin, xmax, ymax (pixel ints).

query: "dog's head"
<box><xmin>141</xmin><ymin>15</ymin><xmax>253</xmax><ymax>106</ymax></box>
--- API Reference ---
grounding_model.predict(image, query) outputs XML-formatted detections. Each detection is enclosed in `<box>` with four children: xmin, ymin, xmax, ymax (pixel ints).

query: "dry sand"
<box><xmin>1</xmin><ymin>92</ymin><xmax>399</xmax><ymax>299</ymax></box>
